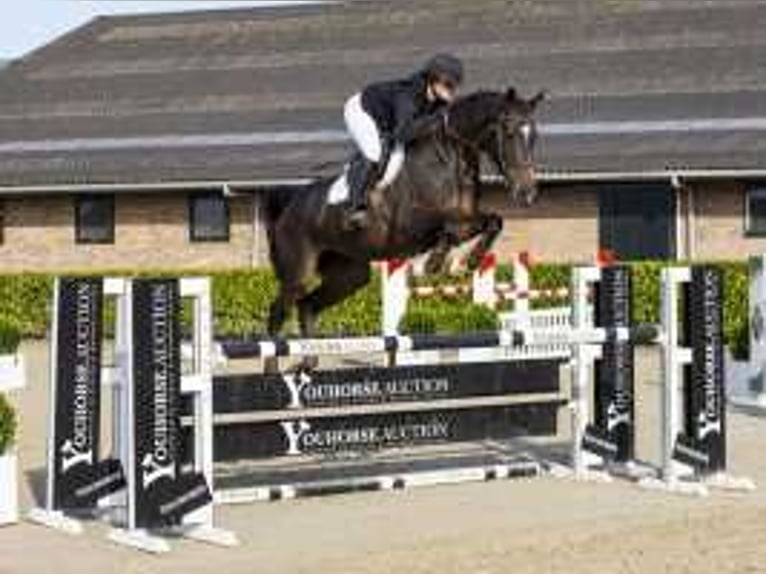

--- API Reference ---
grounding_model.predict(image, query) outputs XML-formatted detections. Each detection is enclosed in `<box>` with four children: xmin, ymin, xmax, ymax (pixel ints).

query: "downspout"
<box><xmin>686</xmin><ymin>181</ymin><xmax>695</xmax><ymax>260</ymax></box>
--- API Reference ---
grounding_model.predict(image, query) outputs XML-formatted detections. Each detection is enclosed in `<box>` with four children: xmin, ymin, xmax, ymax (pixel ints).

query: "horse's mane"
<box><xmin>447</xmin><ymin>91</ymin><xmax>507</xmax><ymax>140</ymax></box>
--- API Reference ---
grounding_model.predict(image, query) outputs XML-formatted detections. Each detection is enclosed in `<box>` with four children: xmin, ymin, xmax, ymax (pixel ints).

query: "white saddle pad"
<box><xmin>327</xmin><ymin>144</ymin><xmax>405</xmax><ymax>205</ymax></box>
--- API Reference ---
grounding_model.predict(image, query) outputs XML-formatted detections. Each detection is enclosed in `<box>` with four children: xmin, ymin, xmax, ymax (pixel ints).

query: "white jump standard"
<box><xmin>30</xmin><ymin>277</ymin><xmax>237</xmax><ymax>554</ymax></box>
<box><xmin>639</xmin><ymin>267</ymin><xmax>755</xmax><ymax>495</ymax></box>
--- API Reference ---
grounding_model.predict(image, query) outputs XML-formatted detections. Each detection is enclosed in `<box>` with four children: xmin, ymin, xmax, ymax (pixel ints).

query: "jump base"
<box><xmin>216</xmin><ymin>455</ymin><xmax>541</xmax><ymax>505</ymax></box>
<box><xmin>178</xmin><ymin>524</ymin><xmax>239</xmax><ymax>547</ymax></box>
<box><xmin>107</xmin><ymin>527</ymin><xmax>171</xmax><ymax>554</ymax></box>
<box><xmin>637</xmin><ymin>477</ymin><xmax>710</xmax><ymax>497</ymax></box>
<box><xmin>27</xmin><ymin>508</ymin><xmax>84</xmax><ymax>535</ymax></box>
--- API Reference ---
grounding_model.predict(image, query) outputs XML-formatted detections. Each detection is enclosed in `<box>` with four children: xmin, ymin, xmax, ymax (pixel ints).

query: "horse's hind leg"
<box><xmin>267</xmin><ymin>233</ymin><xmax>317</xmax><ymax>337</ymax></box>
<box><xmin>297</xmin><ymin>254</ymin><xmax>371</xmax><ymax>337</ymax></box>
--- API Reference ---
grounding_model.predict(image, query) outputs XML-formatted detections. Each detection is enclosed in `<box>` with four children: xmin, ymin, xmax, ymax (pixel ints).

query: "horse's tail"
<box><xmin>263</xmin><ymin>187</ymin><xmax>295</xmax><ymax>229</ymax></box>
<box><xmin>263</xmin><ymin>188</ymin><xmax>296</xmax><ymax>265</ymax></box>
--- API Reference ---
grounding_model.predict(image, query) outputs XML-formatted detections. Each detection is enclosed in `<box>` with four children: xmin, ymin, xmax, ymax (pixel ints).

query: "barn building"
<box><xmin>1</xmin><ymin>0</ymin><xmax>766</xmax><ymax>271</ymax></box>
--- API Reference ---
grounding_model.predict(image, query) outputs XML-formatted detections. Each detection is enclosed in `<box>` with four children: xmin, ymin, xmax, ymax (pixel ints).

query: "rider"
<box><xmin>343</xmin><ymin>53</ymin><xmax>464</xmax><ymax>227</ymax></box>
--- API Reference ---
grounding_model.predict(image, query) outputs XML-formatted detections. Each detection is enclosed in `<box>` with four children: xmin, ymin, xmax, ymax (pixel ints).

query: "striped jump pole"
<box><xmin>219</xmin><ymin>324</ymin><xmax>656</xmax><ymax>362</ymax></box>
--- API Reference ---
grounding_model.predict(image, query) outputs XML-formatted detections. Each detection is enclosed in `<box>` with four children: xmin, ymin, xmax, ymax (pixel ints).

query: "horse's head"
<box><xmin>486</xmin><ymin>88</ymin><xmax>545</xmax><ymax>206</ymax></box>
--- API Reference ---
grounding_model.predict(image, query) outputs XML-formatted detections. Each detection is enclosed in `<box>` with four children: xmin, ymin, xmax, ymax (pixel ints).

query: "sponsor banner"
<box><xmin>53</xmin><ymin>278</ymin><xmax>125</xmax><ymax>509</ymax></box>
<box><xmin>678</xmin><ymin>266</ymin><xmax>725</xmax><ymax>472</ymax></box>
<box><xmin>208</xmin><ymin>360</ymin><xmax>561</xmax><ymax>413</ymax></box>
<box><xmin>593</xmin><ymin>265</ymin><xmax>634</xmax><ymax>463</ymax></box>
<box><xmin>131</xmin><ymin>279</ymin><xmax>211</xmax><ymax>528</ymax></box>
<box><xmin>209</xmin><ymin>402</ymin><xmax>561</xmax><ymax>461</ymax></box>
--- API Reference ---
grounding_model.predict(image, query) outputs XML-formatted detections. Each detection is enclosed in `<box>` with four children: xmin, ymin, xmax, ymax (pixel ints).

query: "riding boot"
<box><xmin>346</xmin><ymin>158</ymin><xmax>377</xmax><ymax>229</ymax></box>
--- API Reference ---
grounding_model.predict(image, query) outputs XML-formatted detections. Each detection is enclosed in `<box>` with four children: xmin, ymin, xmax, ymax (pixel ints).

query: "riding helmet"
<box><xmin>423</xmin><ymin>53</ymin><xmax>464</xmax><ymax>85</ymax></box>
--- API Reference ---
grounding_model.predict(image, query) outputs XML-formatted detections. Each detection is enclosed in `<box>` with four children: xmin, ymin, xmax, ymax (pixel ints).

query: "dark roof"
<box><xmin>3</xmin><ymin>0</ymin><xmax>766</xmax><ymax>188</ymax></box>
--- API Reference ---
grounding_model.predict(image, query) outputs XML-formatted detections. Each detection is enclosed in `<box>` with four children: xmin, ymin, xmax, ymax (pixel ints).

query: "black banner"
<box><xmin>209</xmin><ymin>402</ymin><xmax>562</xmax><ymax>462</ymax></box>
<box><xmin>675</xmin><ymin>266</ymin><xmax>726</xmax><ymax>473</ymax></box>
<box><xmin>53</xmin><ymin>278</ymin><xmax>125</xmax><ymax>510</ymax></box>
<box><xmin>590</xmin><ymin>265</ymin><xmax>634</xmax><ymax>463</ymax></box>
<box><xmin>208</xmin><ymin>360</ymin><xmax>561</xmax><ymax>413</ymax></box>
<box><xmin>131</xmin><ymin>279</ymin><xmax>211</xmax><ymax>528</ymax></box>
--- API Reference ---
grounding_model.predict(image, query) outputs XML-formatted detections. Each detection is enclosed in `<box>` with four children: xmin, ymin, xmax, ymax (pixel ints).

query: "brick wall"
<box><xmin>1</xmin><ymin>181</ymin><xmax>757</xmax><ymax>272</ymax></box>
<box><xmin>0</xmin><ymin>193</ymin><xmax>264</xmax><ymax>272</ymax></box>
<box><xmin>0</xmin><ymin>185</ymin><xmax>603</xmax><ymax>271</ymax></box>
<box><xmin>691</xmin><ymin>180</ymin><xmax>766</xmax><ymax>260</ymax></box>
<box><xmin>483</xmin><ymin>184</ymin><xmax>599</xmax><ymax>263</ymax></box>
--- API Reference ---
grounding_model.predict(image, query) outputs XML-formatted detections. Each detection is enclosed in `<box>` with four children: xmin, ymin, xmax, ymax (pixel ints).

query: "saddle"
<box><xmin>326</xmin><ymin>146</ymin><xmax>406</xmax><ymax>206</ymax></box>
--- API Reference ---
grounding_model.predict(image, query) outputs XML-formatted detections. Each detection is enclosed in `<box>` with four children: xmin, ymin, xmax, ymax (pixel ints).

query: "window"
<box><xmin>189</xmin><ymin>193</ymin><xmax>229</xmax><ymax>242</ymax></box>
<box><xmin>746</xmin><ymin>188</ymin><xmax>766</xmax><ymax>236</ymax></box>
<box><xmin>75</xmin><ymin>195</ymin><xmax>114</xmax><ymax>244</ymax></box>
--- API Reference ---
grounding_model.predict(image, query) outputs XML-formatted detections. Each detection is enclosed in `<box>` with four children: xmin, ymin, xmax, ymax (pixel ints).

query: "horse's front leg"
<box><xmin>465</xmin><ymin>214</ymin><xmax>503</xmax><ymax>271</ymax></box>
<box><xmin>423</xmin><ymin>232</ymin><xmax>457</xmax><ymax>275</ymax></box>
<box><xmin>425</xmin><ymin>214</ymin><xmax>503</xmax><ymax>274</ymax></box>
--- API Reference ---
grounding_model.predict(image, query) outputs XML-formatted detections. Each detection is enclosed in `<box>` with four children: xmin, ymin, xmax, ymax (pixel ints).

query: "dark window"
<box><xmin>746</xmin><ymin>188</ymin><xmax>766</xmax><ymax>236</ymax></box>
<box><xmin>75</xmin><ymin>195</ymin><xmax>114</xmax><ymax>244</ymax></box>
<box><xmin>189</xmin><ymin>193</ymin><xmax>229</xmax><ymax>242</ymax></box>
<box><xmin>599</xmin><ymin>183</ymin><xmax>676</xmax><ymax>261</ymax></box>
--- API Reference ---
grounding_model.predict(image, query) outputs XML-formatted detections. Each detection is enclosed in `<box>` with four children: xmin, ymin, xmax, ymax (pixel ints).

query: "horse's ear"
<box><xmin>505</xmin><ymin>87</ymin><xmax>517</xmax><ymax>102</ymax></box>
<box><xmin>530</xmin><ymin>90</ymin><xmax>547</xmax><ymax>109</ymax></box>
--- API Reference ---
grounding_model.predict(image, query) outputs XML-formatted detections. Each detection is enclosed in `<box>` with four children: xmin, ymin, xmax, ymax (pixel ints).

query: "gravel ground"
<box><xmin>1</xmin><ymin>342</ymin><xmax>765</xmax><ymax>574</ymax></box>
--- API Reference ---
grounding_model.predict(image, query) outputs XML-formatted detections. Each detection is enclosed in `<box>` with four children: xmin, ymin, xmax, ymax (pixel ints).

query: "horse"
<box><xmin>264</xmin><ymin>87</ymin><xmax>545</xmax><ymax>337</ymax></box>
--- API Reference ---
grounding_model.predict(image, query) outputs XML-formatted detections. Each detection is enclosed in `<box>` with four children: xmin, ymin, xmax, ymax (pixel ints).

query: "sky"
<box><xmin>0</xmin><ymin>1</ymin><xmax>317</xmax><ymax>60</ymax></box>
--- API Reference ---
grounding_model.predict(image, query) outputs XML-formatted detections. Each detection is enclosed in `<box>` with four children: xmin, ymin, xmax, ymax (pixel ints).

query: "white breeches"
<box><xmin>344</xmin><ymin>93</ymin><xmax>383</xmax><ymax>162</ymax></box>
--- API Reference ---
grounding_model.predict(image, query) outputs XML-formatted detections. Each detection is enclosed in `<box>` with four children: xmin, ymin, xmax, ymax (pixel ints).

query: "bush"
<box><xmin>0</xmin><ymin>317</ymin><xmax>22</xmax><ymax>355</ymax></box>
<box><xmin>400</xmin><ymin>298</ymin><xmax>498</xmax><ymax>334</ymax></box>
<box><xmin>0</xmin><ymin>394</ymin><xmax>16</xmax><ymax>455</ymax></box>
<box><xmin>0</xmin><ymin>263</ymin><xmax>752</xmax><ymax>349</ymax></box>
<box><xmin>210</xmin><ymin>269</ymin><xmax>381</xmax><ymax>337</ymax></box>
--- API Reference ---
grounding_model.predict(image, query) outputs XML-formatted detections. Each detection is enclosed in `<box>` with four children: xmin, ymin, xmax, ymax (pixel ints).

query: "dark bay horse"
<box><xmin>265</xmin><ymin>88</ymin><xmax>545</xmax><ymax>336</ymax></box>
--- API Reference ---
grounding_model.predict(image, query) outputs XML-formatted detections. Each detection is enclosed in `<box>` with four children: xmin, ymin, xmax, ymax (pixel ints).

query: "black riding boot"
<box><xmin>346</xmin><ymin>158</ymin><xmax>377</xmax><ymax>229</ymax></box>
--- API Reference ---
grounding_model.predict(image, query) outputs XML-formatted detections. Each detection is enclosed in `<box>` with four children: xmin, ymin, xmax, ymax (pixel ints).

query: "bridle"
<box><xmin>442</xmin><ymin>111</ymin><xmax>534</xmax><ymax>189</ymax></box>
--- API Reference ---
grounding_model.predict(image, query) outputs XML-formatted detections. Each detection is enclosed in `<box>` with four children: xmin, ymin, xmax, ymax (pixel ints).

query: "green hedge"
<box><xmin>0</xmin><ymin>262</ymin><xmax>751</xmax><ymax>358</ymax></box>
<box><xmin>0</xmin><ymin>394</ymin><xmax>15</xmax><ymax>455</ymax></box>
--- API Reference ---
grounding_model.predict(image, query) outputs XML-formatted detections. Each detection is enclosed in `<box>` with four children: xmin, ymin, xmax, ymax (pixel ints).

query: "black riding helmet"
<box><xmin>423</xmin><ymin>53</ymin><xmax>464</xmax><ymax>88</ymax></box>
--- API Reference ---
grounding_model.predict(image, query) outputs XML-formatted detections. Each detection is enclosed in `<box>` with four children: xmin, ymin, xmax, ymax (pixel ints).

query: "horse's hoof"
<box><xmin>424</xmin><ymin>257</ymin><xmax>444</xmax><ymax>275</ymax></box>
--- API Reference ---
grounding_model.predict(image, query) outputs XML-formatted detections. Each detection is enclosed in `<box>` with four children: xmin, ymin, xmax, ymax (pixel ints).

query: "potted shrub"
<box><xmin>0</xmin><ymin>392</ymin><xmax>17</xmax><ymax>525</ymax></box>
<box><xmin>0</xmin><ymin>317</ymin><xmax>24</xmax><ymax>391</ymax></box>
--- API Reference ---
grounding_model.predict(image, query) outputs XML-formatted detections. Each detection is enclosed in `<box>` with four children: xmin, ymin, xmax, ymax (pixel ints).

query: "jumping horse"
<box><xmin>265</xmin><ymin>88</ymin><xmax>545</xmax><ymax>336</ymax></box>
